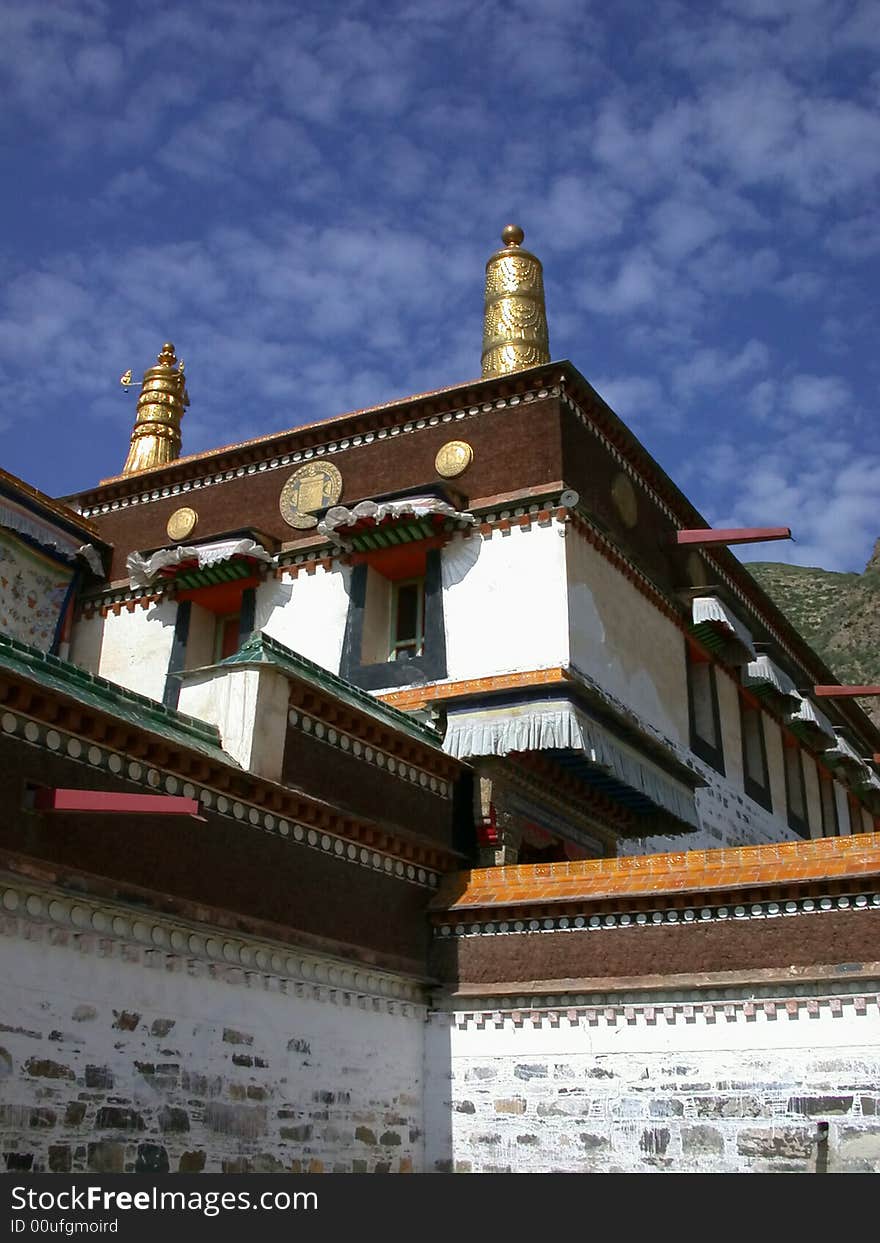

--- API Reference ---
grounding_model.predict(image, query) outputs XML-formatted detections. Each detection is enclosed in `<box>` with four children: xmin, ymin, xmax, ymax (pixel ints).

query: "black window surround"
<box><xmin>782</xmin><ymin>734</ymin><xmax>810</xmax><ymax>838</ymax></box>
<box><xmin>739</xmin><ymin>695</ymin><xmax>772</xmax><ymax>813</ymax></box>
<box><xmin>163</xmin><ymin>586</ymin><xmax>256</xmax><ymax>709</ymax></box>
<box><xmin>686</xmin><ymin>643</ymin><xmax>725</xmax><ymax>776</ymax></box>
<box><xmin>340</xmin><ymin>548</ymin><xmax>447</xmax><ymax>690</ymax></box>
<box><xmin>818</xmin><ymin>767</ymin><xmax>840</xmax><ymax>836</ymax></box>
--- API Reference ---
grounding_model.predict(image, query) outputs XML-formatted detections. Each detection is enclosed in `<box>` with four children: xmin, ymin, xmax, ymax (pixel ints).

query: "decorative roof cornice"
<box><xmin>431</xmin><ymin>834</ymin><xmax>880</xmax><ymax>918</ymax></box>
<box><xmin>213</xmin><ymin>632</ymin><xmax>448</xmax><ymax>752</ymax></box>
<box><xmin>0</xmin><ymin>638</ymin><xmax>461</xmax><ymax>878</ymax></box>
<box><xmin>0</xmin><ymin>633</ymin><xmax>225</xmax><ymax>760</ymax></box>
<box><xmin>0</xmin><ymin>467</ymin><xmax>104</xmax><ymax>543</ymax></box>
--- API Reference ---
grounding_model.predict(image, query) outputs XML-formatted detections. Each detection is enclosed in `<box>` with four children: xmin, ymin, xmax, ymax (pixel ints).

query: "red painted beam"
<box><xmin>675</xmin><ymin>527</ymin><xmax>792</xmax><ymax>547</ymax></box>
<box><xmin>813</xmin><ymin>686</ymin><xmax>880</xmax><ymax>698</ymax></box>
<box><xmin>34</xmin><ymin>789</ymin><xmax>204</xmax><ymax>818</ymax></box>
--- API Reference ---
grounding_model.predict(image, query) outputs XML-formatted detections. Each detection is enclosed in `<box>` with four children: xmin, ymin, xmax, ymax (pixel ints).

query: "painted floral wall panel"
<box><xmin>0</xmin><ymin>530</ymin><xmax>74</xmax><ymax>652</ymax></box>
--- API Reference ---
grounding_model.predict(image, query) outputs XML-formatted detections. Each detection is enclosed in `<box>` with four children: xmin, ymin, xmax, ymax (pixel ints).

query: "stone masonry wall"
<box><xmin>424</xmin><ymin>994</ymin><xmax>880</xmax><ymax>1173</ymax></box>
<box><xmin>0</xmin><ymin>883</ymin><xmax>425</xmax><ymax>1175</ymax></box>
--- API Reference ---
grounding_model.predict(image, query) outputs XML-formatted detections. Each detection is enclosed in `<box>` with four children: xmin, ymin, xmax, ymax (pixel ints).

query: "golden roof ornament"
<box><xmin>120</xmin><ymin>342</ymin><xmax>189</xmax><ymax>475</ymax></box>
<box><xmin>481</xmin><ymin>224</ymin><xmax>550</xmax><ymax>378</ymax></box>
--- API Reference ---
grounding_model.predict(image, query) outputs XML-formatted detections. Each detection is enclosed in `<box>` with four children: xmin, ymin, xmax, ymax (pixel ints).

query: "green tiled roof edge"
<box><xmin>221</xmin><ymin>632</ymin><xmax>443</xmax><ymax>748</ymax></box>
<box><xmin>0</xmin><ymin>633</ymin><xmax>228</xmax><ymax>761</ymax></box>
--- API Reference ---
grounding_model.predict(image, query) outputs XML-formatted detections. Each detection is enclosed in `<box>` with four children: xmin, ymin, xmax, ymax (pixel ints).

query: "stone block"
<box><xmin>514</xmin><ymin>1064</ymin><xmax>547</xmax><ymax>1080</ymax></box>
<box><xmin>5</xmin><ymin>1154</ymin><xmax>34</xmax><ymax>1172</ymax></box>
<box><xmin>111</xmin><ymin>1011</ymin><xmax>140</xmax><ymax>1031</ymax></box>
<box><xmin>158</xmin><ymin>1107</ymin><xmax>190</xmax><ymax>1134</ymax></box>
<box><xmin>48</xmin><ymin>1146</ymin><xmax>71</xmax><ymax>1173</ymax></box>
<box><xmin>72</xmin><ymin>1006</ymin><xmax>97</xmax><ymax>1023</ymax></box>
<box><xmin>24</xmin><ymin>1058</ymin><xmax>74</xmax><ymax>1080</ymax></box>
<box><xmin>650</xmin><ymin>1099</ymin><xmax>684</xmax><ymax>1118</ymax></box>
<box><xmin>640</xmin><ymin>1128</ymin><xmax>670</xmax><ymax>1156</ymax></box>
<box><xmin>222</xmin><ymin>1028</ymin><xmax>253</xmax><ymax>1045</ymax></box>
<box><xmin>64</xmin><ymin>1102</ymin><xmax>87</xmax><ymax>1126</ymax></box>
<box><xmin>681</xmin><ymin>1125</ymin><xmax>724</xmax><ymax>1155</ymax></box>
<box><xmin>88</xmin><ymin>1142</ymin><xmax>124</xmax><ymax>1173</ymax></box>
<box><xmin>203</xmin><ymin>1102</ymin><xmax>267</xmax><ymax>1138</ymax></box>
<box><xmin>355</xmin><ymin>1126</ymin><xmax>376</xmax><ymax>1145</ymax></box>
<box><xmin>495</xmin><ymin>1097</ymin><xmax>526</xmax><ymax>1114</ymax></box>
<box><xmin>797</xmin><ymin>1096</ymin><xmax>853</xmax><ymax>1116</ymax></box>
<box><xmin>737</xmin><ymin>1127</ymin><xmax>814</xmax><ymax>1160</ymax></box>
<box><xmin>695</xmin><ymin>1095</ymin><xmax>763</xmax><ymax>1119</ymax></box>
<box><xmin>280</xmin><ymin>1124</ymin><xmax>312</xmax><ymax>1142</ymax></box>
<box><xmin>29</xmin><ymin>1108</ymin><xmax>57</xmax><ymax>1128</ymax></box>
<box><xmin>85</xmin><ymin>1066</ymin><xmax>114</xmax><ymax>1090</ymax></box>
<box><xmin>150</xmin><ymin>1019</ymin><xmax>176</xmax><ymax>1037</ymax></box>
<box><xmin>836</xmin><ymin>1128</ymin><xmax>880</xmax><ymax>1164</ymax></box>
<box><xmin>95</xmin><ymin>1107</ymin><xmax>145</xmax><ymax>1131</ymax></box>
<box><xmin>579</xmin><ymin>1133</ymin><xmax>608</xmax><ymax>1151</ymax></box>
<box><xmin>135</xmin><ymin>1144</ymin><xmax>169</xmax><ymax>1174</ymax></box>
<box><xmin>454</xmin><ymin>1100</ymin><xmax>476</xmax><ymax>1114</ymax></box>
<box><xmin>178</xmin><ymin>1151</ymin><xmax>206</xmax><ymax>1173</ymax></box>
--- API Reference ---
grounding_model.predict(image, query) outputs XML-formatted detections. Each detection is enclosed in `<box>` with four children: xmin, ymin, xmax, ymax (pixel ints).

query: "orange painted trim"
<box><xmin>431</xmin><ymin>834</ymin><xmax>880</xmax><ymax>913</ymax></box>
<box><xmin>379</xmin><ymin>667</ymin><xmax>570</xmax><ymax>711</ymax></box>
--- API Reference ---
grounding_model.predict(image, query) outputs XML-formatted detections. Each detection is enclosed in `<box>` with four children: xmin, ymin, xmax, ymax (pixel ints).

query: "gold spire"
<box><xmin>120</xmin><ymin>343</ymin><xmax>189</xmax><ymax>475</ymax></box>
<box><xmin>481</xmin><ymin>224</ymin><xmax>550</xmax><ymax>378</ymax></box>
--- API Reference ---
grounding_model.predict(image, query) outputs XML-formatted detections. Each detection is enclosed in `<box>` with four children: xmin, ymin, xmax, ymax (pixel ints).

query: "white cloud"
<box><xmin>672</xmin><ymin>339</ymin><xmax>770</xmax><ymax>400</ymax></box>
<box><xmin>785</xmin><ymin>373</ymin><xmax>852</xmax><ymax>419</ymax></box>
<box><xmin>590</xmin><ymin>375</ymin><xmax>663</xmax><ymax>420</ymax></box>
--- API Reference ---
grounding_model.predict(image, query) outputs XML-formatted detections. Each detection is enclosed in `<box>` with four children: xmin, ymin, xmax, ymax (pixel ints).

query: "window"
<box><xmin>783</xmin><ymin>737</ymin><xmax>809</xmax><ymax>837</ymax></box>
<box><xmin>214</xmin><ymin>613</ymin><xmax>242</xmax><ymax>662</ymax></box>
<box><xmin>341</xmin><ymin>546</ymin><xmax>447</xmax><ymax>690</ymax></box>
<box><xmin>740</xmin><ymin>695</ymin><xmax>771</xmax><ymax>811</ymax></box>
<box><xmin>686</xmin><ymin>644</ymin><xmax>724</xmax><ymax>774</ymax></box>
<box><xmin>389</xmin><ymin>579</ymin><xmax>425</xmax><ymax>661</ymax></box>
<box><xmin>818</xmin><ymin>768</ymin><xmax>839</xmax><ymax>836</ymax></box>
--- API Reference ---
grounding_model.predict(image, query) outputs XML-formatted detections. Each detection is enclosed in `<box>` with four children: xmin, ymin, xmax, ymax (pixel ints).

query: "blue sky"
<box><xmin>1</xmin><ymin>0</ymin><xmax>877</xmax><ymax>571</ymax></box>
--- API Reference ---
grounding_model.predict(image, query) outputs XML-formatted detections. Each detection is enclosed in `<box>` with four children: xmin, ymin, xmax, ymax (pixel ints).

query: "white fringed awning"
<box><xmin>691</xmin><ymin>596</ymin><xmax>756</xmax><ymax>665</ymax></box>
<box><xmin>825</xmin><ymin>731</ymin><xmax>869</xmax><ymax>779</ymax></box>
<box><xmin>788</xmin><ymin>693</ymin><xmax>837</xmax><ymax>744</ymax></box>
<box><xmin>743</xmin><ymin>654</ymin><xmax>800</xmax><ymax>707</ymax></box>
<box><xmin>319</xmin><ymin>496</ymin><xmax>475</xmax><ymax>537</ymax></box>
<box><xmin>443</xmin><ymin>698</ymin><xmax>701</xmax><ymax>830</ymax></box>
<box><xmin>127</xmin><ymin>539</ymin><xmax>273</xmax><ymax>589</ymax></box>
<box><xmin>0</xmin><ymin>499</ymin><xmax>104</xmax><ymax>575</ymax></box>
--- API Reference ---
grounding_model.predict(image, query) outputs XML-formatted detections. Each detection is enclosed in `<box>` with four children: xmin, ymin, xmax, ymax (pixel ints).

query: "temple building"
<box><xmin>1</xmin><ymin>227</ymin><xmax>880</xmax><ymax>1175</ymax></box>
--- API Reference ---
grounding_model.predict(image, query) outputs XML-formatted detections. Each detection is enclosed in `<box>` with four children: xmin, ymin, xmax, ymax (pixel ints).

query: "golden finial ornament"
<box><xmin>120</xmin><ymin>343</ymin><xmax>189</xmax><ymax>475</ymax></box>
<box><xmin>481</xmin><ymin>225</ymin><xmax>550</xmax><ymax>377</ymax></box>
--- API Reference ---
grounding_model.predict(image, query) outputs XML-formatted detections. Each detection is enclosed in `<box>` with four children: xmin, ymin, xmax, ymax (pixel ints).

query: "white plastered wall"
<box><xmin>85</xmin><ymin>601</ymin><xmax>178</xmax><ymax>703</ymax></box>
<box><xmin>255</xmin><ymin>564</ymin><xmax>351</xmax><ymax>675</ymax></box>
<box><xmin>179</xmin><ymin>665</ymin><xmax>289</xmax><ymax>781</ymax></box>
<box><xmin>68</xmin><ymin>610</ymin><xmax>105</xmax><ymax>676</ymax></box>
<box><xmin>441</xmin><ymin>524</ymin><xmax>569</xmax><ymax>682</ymax></box>
<box><xmin>0</xmin><ymin>902</ymin><xmax>425</xmax><ymax>1174</ymax></box>
<box><xmin>424</xmin><ymin>997</ymin><xmax>880</xmax><ymax>1173</ymax></box>
<box><xmin>565</xmin><ymin>530</ymin><xmax>688</xmax><ymax>745</ymax></box>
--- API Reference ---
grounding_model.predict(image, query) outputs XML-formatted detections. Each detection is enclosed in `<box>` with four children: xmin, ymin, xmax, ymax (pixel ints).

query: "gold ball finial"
<box><xmin>158</xmin><ymin>342</ymin><xmax>176</xmax><ymax>365</ymax></box>
<box><xmin>501</xmin><ymin>224</ymin><xmax>524</xmax><ymax>247</ymax></box>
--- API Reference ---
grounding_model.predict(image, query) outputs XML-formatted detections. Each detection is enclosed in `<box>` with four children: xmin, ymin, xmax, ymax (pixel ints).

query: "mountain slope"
<box><xmin>746</xmin><ymin>539</ymin><xmax>880</xmax><ymax>730</ymax></box>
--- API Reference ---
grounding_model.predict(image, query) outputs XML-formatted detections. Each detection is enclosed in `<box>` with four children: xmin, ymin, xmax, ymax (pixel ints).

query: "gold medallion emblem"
<box><xmin>611</xmin><ymin>473</ymin><xmax>638</xmax><ymax>529</ymax></box>
<box><xmin>434</xmin><ymin>440</ymin><xmax>473</xmax><ymax>479</ymax></box>
<box><xmin>280</xmin><ymin>462</ymin><xmax>343</xmax><ymax>529</ymax></box>
<box><xmin>166</xmin><ymin>506</ymin><xmax>198</xmax><ymax>542</ymax></box>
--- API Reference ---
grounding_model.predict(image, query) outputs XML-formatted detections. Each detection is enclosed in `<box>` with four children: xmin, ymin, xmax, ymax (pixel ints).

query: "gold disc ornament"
<box><xmin>166</xmin><ymin>506</ymin><xmax>198</xmax><ymax>542</ymax></box>
<box><xmin>279</xmin><ymin>462</ymin><xmax>343</xmax><ymax>529</ymax></box>
<box><xmin>611</xmin><ymin>473</ymin><xmax>638</xmax><ymax>529</ymax></box>
<box><xmin>434</xmin><ymin>440</ymin><xmax>473</xmax><ymax>479</ymax></box>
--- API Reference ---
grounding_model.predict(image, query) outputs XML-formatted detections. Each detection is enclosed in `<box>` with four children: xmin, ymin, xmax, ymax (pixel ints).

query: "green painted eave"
<box><xmin>0</xmin><ymin>633</ymin><xmax>230</xmax><ymax>764</ymax></box>
<box><xmin>217</xmin><ymin>632</ymin><xmax>444</xmax><ymax>751</ymax></box>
